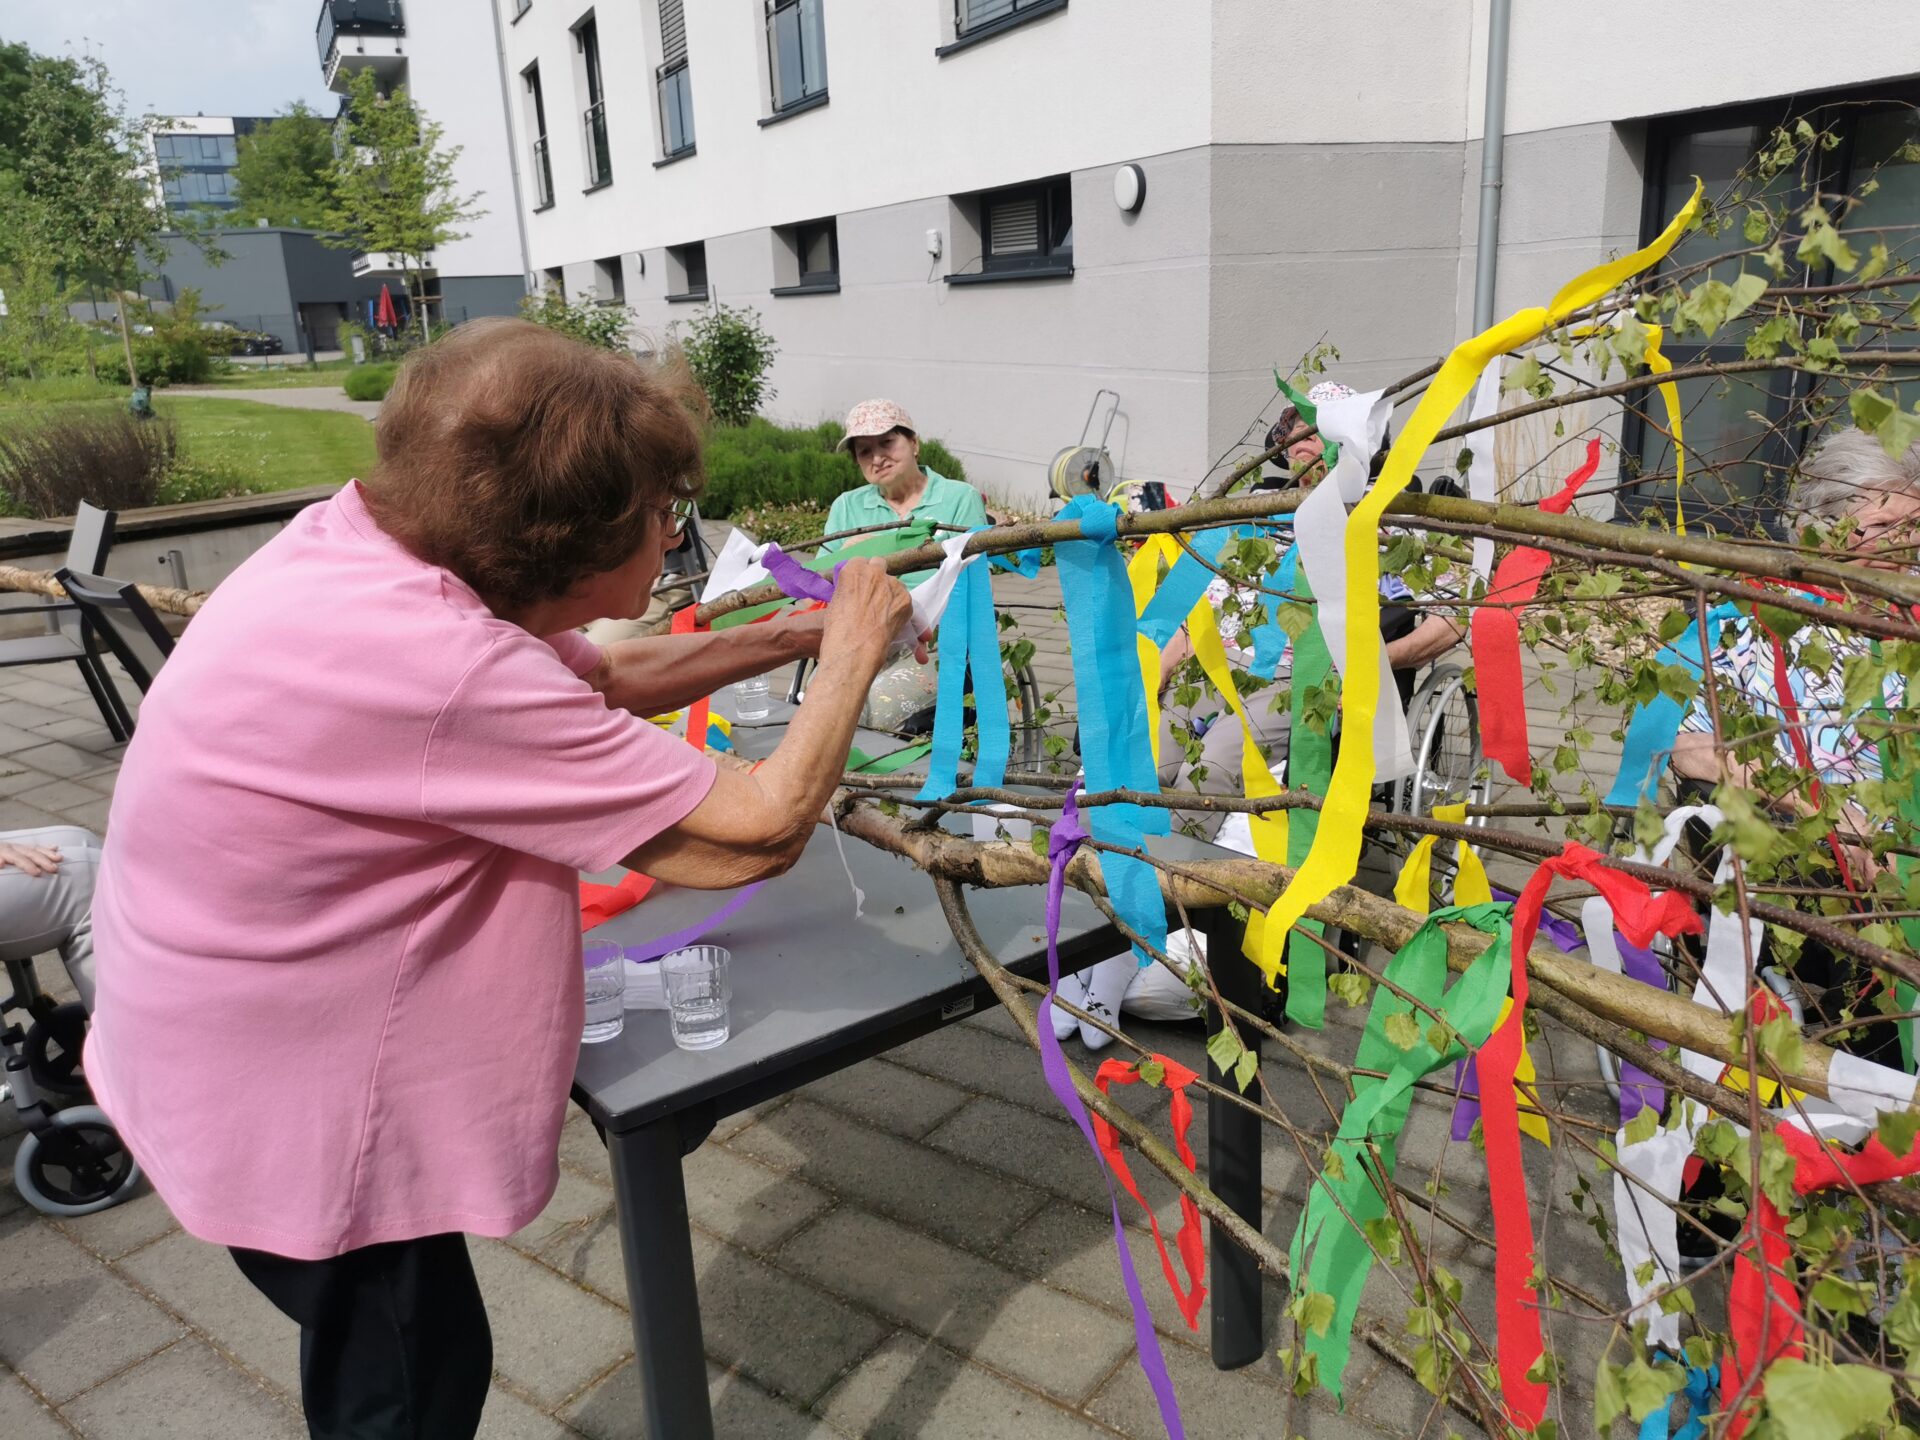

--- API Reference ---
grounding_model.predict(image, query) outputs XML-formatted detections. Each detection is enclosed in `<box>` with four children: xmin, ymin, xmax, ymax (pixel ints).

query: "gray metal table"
<box><xmin>571</xmin><ymin>704</ymin><xmax>1267</xmax><ymax>1437</ymax></box>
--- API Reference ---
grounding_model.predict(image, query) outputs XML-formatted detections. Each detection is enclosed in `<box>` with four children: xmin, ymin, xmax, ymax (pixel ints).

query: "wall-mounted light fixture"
<box><xmin>1113</xmin><ymin>163</ymin><xmax>1146</xmax><ymax>214</ymax></box>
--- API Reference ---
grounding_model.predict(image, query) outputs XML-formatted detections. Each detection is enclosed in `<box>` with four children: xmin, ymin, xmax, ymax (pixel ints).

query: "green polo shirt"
<box><xmin>822</xmin><ymin>468</ymin><xmax>988</xmax><ymax>585</ymax></box>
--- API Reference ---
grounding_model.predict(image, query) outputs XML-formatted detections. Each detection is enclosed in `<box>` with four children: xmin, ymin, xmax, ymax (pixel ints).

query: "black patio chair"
<box><xmin>51</xmin><ymin>569</ymin><xmax>176</xmax><ymax>739</ymax></box>
<box><xmin>0</xmin><ymin>505</ymin><xmax>129</xmax><ymax>740</ymax></box>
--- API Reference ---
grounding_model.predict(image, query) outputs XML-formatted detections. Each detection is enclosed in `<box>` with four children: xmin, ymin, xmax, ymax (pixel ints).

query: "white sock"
<box><xmin>1079</xmin><ymin>954</ymin><xmax>1137</xmax><ymax>1051</ymax></box>
<box><xmin>1046</xmin><ymin>970</ymin><xmax>1087</xmax><ymax>1040</ymax></box>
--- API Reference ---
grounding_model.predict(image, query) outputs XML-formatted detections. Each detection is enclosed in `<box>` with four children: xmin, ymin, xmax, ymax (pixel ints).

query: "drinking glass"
<box><xmin>581</xmin><ymin>941</ymin><xmax>626</xmax><ymax>1044</ymax></box>
<box><xmin>662</xmin><ymin>945</ymin><xmax>731</xmax><ymax>1051</ymax></box>
<box><xmin>733</xmin><ymin>675</ymin><xmax>771</xmax><ymax>721</ymax></box>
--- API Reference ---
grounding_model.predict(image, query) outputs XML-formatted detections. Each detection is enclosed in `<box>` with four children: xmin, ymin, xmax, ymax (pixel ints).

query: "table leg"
<box><xmin>607</xmin><ymin>1119</ymin><xmax>714</xmax><ymax>1440</ymax></box>
<box><xmin>1203</xmin><ymin>904</ymin><xmax>1264</xmax><ymax>1369</ymax></box>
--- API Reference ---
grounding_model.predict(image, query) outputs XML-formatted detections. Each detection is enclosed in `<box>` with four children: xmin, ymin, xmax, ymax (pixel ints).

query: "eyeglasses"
<box><xmin>650</xmin><ymin>497</ymin><xmax>696</xmax><ymax>536</ymax></box>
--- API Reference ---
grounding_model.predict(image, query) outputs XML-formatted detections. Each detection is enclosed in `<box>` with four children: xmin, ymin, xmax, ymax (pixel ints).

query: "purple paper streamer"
<box><xmin>619</xmin><ymin>883</ymin><xmax>766</xmax><ymax>963</ymax></box>
<box><xmin>760</xmin><ymin>543</ymin><xmax>837</xmax><ymax>604</ymax></box>
<box><xmin>1612</xmin><ymin>936</ymin><xmax>1669</xmax><ymax>1126</ymax></box>
<box><xmin>1491</xmin><ymin>886</ymin><xmax>1584</xmax><ymax>953</ymax></box>
<box><xmin>1041</xmin><ymin>786</ymin><xmax>1186</xmax><ymax>1439</ymax></box>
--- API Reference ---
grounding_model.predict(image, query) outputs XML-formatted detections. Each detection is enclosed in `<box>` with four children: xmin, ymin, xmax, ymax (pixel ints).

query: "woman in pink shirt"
<box><xmin>87</xmin><ymin>319</ymin><xmax>915</xmax><ymax>1440</ymax></box>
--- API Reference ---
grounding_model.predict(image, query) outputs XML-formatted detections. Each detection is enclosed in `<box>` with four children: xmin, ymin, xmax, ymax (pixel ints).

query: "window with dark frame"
<box><xmin>955</xmin><ymin>0</ymin><xmax>1055</xmax><ymax>39</ymax></box>
<box><xmin>524</xmin><ymin>64</ymin><xmax>553</xmax><ymax>209</ymax></box>
<box><xmin>594</xmin><ymin>255</ymin><xmax>625</xmax><ymax>304</ymax></box>
<box><xmin>668</xmin><ymin>241</ymin><xmax>708</xmax><ymax>301</ymax></box>
<box><xmin>576</xmin><ymin>15</ymin><xmax>612</xmax><ymax>187</ymax></box>
<box><xmin>1624</xmin><ymin>87</ymin><xmax>1920</xmax><ymax>529</ymax></box>
<box><xmin>774</xmin><ymin>218</ymin><xmax>839</xmax><ymax>293</ymax></box>
<box><xmin>656</xmin><ymin>0</ymin><xmax>695</xmax><ymax>157</ymax></box>
<box><xmin>979</xmin><ymin>176</ymin><xmax>1072</xmax><ymax>275</ymax></box>
<box><xmin>765</xmin><ymin>0</ymin><xmax>827</xmax><ymax>114</ymax></box>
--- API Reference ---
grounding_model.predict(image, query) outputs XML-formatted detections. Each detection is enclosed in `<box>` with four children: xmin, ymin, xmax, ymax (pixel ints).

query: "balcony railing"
<box><xmin>582</xmin><ymin>101</ymin><xmax>612</xmax><ymax>188</ymax></box>
<box><xmin>531</xmin><ymin>135</ymin><xmax>554</xmax><ymax>209</ymax></box>
<box><xmin>656</xmin><ymin>62</ymin><xmax>695</xmax><ymax>158</ymax></box>
<box><xmin>316</xmin><ymin>0</ymin><xmax>405</xmax><ymax>67</ymax></box>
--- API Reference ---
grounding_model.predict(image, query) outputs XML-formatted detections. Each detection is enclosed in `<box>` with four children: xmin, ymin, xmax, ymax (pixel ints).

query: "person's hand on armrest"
<box><xmin>620</xmin><ymin>559</ymin><xmax>918</xmax><ymax>888</ymax></box>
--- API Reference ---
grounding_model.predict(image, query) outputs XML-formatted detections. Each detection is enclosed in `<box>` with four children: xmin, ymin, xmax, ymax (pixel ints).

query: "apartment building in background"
<box><xmin>314</xmin><ymin>0</ymin><xmax>529</xmax><ymax>322</ymax></box>
<box><xmin>464</xmin><ymin>1</ymin><xmax>1920</xmax><ymax>514</ymax></box>
<box><xmin>148</xmin><ymin>115</ymin><xmax>276</xmax><ymax>218</ymax></box>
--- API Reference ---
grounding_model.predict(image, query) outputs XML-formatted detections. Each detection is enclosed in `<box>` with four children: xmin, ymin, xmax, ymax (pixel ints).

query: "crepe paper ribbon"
<box><xmin>1643</xmin><ymin>322</ymin><xmax>1687</xmax><ymax>541</ymax></box>
<box><xmin>1640</xmin><ymin>1360</ymin><xmax>1717</xmax><ymax>1440</ymax></box>
<box><xmin>1287</xmin><ymin>903</ymin><xmax>1513</xmax><ymax>1400</ymax></box>
<box><xmin>645</xmin><ymin>712</ymin><xmax>733</xmax><ymax>752</ymax></box>
<box><xmin>1276</xmin><ymin>572</ymin><xmax>1333</xmax><ymax>1020</ymax></box>
<box><xmin>1092</xmin><ymin>1054</ymin><xmax>1207</xmax><ymax>1330</ymax></box>
<box><xmin>1446</xmin><ymin>830</ymin><xmax>1550</xmax><ymax>1145</ymax></box>
<box><xmin>1472</xmin><ymin>436</ymin><xmax>1603</xmax><ymax>785</ymax></box>
<box><xmin>1130</xmin><ymin>534</ymin><xmax>1180</xmax><ymax>770</ymax></box>
<box><xmin>1725</xmin><ymin>1123</ymin><xmax>1920</xmax><ymax>1440</ymax></box>
<box><xmin>1038</xmin><ymin>784</ymin><xmax>1187</xmax><ymax>1439</ymax></box>
<box><xmin>1871</xmin><ymin>642</ymin><xmax>1920</xmax><ymax>1072</ymax></box>
<box><xmin>1446</xmin><ymin>999</ymin><xmax>1550</xmax><ymax>1146</ymax></box>
<box><xmin>917</xmin><ymin>532</ymin><xmax>1012</xmax><ymax>802</ymax></box>
<box><xmin>618</xmin><ymin>881</ymin><xmax>767</xmax><ymax>963</ymax></box>
<box><xmin>1464</xmin><ymin>357</ymin><xmax>1503</xmax><ymax>584</ymax></box>
<box><xmin>1482</xmin><ymin>842</ymin><xmax>1704</xmax><ymax>1430</ymax></box>
<box><xmin>847</xmin><ymin>738</ymin><xmax>934</xmax><ymax>775</ymax></box>
<box><xmin>1577</xmin><ymin>907</ymin><xmax>1672</xmax><ymax>1127</ymax></box>
<box><xmin>711</xmin><ymin>523</ymin><xmax>939</xmax><ymax>629</ymax></box>
<box><xmin>669</xmin><ymin>605</ymin><xmax>713</xmax><ymax>754</ymax></box>
<box><xmin>759</xmin><ymin>542</ymin><xmax>839</xmax><ymax>604</ymax></box>
<box><xmin>1132</xmin><ymin>527</ymin><xmax>1238</xmax><ymax>770</ymax></box>
<box><xmin>1487</xmin><ymin>885</ymin><xmax>1582</xmax><ymax>953</ymax></box>
<box><xmin>990</xmin><ymin>547</ymin><xmax>1042</xmax><ymax>577</ymax></box>
<box><xmin>1258</xmin><ymin>181</ymin><xmax>1702</xmax><ymax>1003</ymax></box>
<box><xmin>1603</xmin><ymin>601</ymin><xmax>1743</xmax><ymax>808</ymax></box>
<box><xmin>580</xmin><ymin>871</ymin><xmax>655</xmax><ymax>931</ymax></box>
<box><xmin>1056</xmin><ymin>495</ymin><xmax>1170</xmax><ymax>970</ymax></box>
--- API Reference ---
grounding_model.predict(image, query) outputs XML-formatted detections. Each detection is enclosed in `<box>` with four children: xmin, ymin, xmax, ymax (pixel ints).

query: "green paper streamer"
<box><xmin>1285</xmin><ymin>572</ymin><xmax>1333</xmax><ymax>1028</ymax></box>
<box><xmin>711</xmin><ymin>523</ymin><xmax>937</xmax><ymax>630</ymax></box>
<box><xmin>846</xmin><ymin>738</ymin><xmax>934</xmax><ymax>775</ymax></box>
<box><xmin>1286</xmin><ymin>903</ymin><xmax>1514</xmax><ymax>1399</ymax></box>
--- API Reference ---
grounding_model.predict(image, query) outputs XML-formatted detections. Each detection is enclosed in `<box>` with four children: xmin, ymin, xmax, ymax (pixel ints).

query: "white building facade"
<box><xmin>315</xmin><ymin>0</ymin><xmax>530</xmax><ymax>321</ymax></box>
<box><xmin>477</xmin><ymin>0</ymin><xmax>1919</xmax><ymax>513</ymax></box>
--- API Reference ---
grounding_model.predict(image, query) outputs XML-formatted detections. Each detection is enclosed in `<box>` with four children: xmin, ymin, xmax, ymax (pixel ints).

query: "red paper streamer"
<box><xmin>1480</xmin><ymin>841</ymin><xmax>1702</xmax><ymax>1430</ymax></box>
<box><xmin>670</xmin><ymin>604</ymin><xmax>712</xmax><ymax>753</ymax></box>
<box><xmin>579</xmin><ymin>871</ymin><xmax>655</xmax><ymax>930</ymax></box>
<box><xmin>1724</xmin><ymin>1124</ymin><xmax>1920</xmax><ymax>1437</ymax></box>
<box><xmin>1092</xmin><ymin>1054</ymin><xmax>1208</xmax><ymax>1330</ymax></box>
<box><xmin>1471</xmin><ymin>438</ymin><xmax>1603</xmax><ymax>784</ymax></box>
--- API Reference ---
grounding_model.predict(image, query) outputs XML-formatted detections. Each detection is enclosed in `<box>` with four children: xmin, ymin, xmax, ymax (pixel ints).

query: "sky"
<box><xmin>1</xmin><ymin>0</ymin><xmax>339</xmax><ymax>120</ymax></box>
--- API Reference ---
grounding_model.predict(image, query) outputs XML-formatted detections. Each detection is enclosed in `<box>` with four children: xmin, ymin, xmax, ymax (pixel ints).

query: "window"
<box><xmin>523</xmin><ymin>64</ymin><xmax>553</xmax><ymax>209</ymax></box>
<box><xmin>774</xmin><ymin>218</ymin><xmax>838</xmax><ymax>294</ymax></box>
<box><xmin>666</xmin><ymin>241</ymin><xmax>708</xmax><ymax>302</ymax></box>
<box><xmin>543</xmin><ymin>266</ymin><xmax>565</xmax><ymax>297</ymax></box>
<box><xmin>973</xmin><ymin>176</ymin><xmax>1071</xmax><ymax>277</ymax></box>
<box><xmin>1625</xmin><ymin>88</ymin><xmax>1920</xmax><ymax>527</ymax></box>
<box><xmin>944</xmin><ymin>0</ymin><xmax>1066</xmax><ymax>51</ymax></box>
<box><xmin>575</xmin><ymin>15</ymin><xmax>612</xmax><ymax>188</ymax></box>
<box><xmin>656</xmin><ymin>0</ymin><xmax>695</xmax><ymax>159</ymax></box>
<box><xmin>765</xmin><ymin>0</ymin><xmax>827</xmax><ymax>115</ymax></box>
<box><xmin>593</xmin><ymin>254</ymin><xmax>625</xmax><ymax>304</ymax></box>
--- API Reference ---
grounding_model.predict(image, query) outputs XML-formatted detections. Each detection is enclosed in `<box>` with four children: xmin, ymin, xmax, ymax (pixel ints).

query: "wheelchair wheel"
<box><xmin>1399</xmin><ymin>665</ymin><xmax>1487</xmax><ymax>821</ymax></box>
<box><xmin>24</xmin><ymin>1001</ymin><xmax>90</xmax><ymax>1098</ymax></box>
<box><xmin>14</xmin><ymin>1106</ymin><xmax>142</xmax><ymax>1217</ymax></box>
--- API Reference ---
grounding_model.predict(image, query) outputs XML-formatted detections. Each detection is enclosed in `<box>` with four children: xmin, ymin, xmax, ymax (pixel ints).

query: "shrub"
<box><xmin>0</xmin><ymin>409</ymin><xmax>174</xmax><ymax>517</ymax></box>
<box><xmin>343</xmin><ymin>364</ymin><xmax>397</xmax><ymax>402</ymax></box>
<box><xmin>728</xmin><ymin>503</ymin><xmax>831</xmax><ymax>548</ymax></box>
<box><xmin>698</xmin><ymin>418</ymin><xmax>969</xmax><ymax>519</ymax></box>
<box><xmin>157</xmin><ymin>454</ymin><xmax>269</xmax><ymax>506</ymax></box>
<box><xmin>675</xmin><ymin>303</ymin><xmax>779</xmax><ymax>427</ymax></box>
<box><xmin>519</xmin><ymin>285</ymin><xmax>633</xmax><ymax>352</ymax></box>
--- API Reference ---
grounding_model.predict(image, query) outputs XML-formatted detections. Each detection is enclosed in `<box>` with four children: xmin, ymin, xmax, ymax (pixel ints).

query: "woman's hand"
<box><xmin>0</xmin><ymin>841</ymin><xmax>62</xmax><ymax>878</ymax></box>
<box><xmin>823</xmin><ymin>557</ymin><xmax>922</xmax><ymax>665</ymax></box>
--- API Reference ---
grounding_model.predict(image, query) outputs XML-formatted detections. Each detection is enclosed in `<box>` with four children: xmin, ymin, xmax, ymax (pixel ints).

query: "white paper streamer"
<box><xmin>1827</xmin><ymin>1051</ymin><xmax>1920</xmax><ymax>1123</ymax></box>
<box><xmin>1465</xmin><ymin>358</ymin><xmax>1502</xmax><ymax>584</ymax></box>
<box><xmin>700</xmin><ymin>529</ymin><xmax>770</xmax><ymax>603</ymax></box>
<box><xmin>1292</xmin><ymin>387</ymin><xmax>1415</xmax><ymax>780</ymax></box>
<box><xmin>1614</xmin><ymin>1123</ymin><xmax>1692</xmax><ymax>1346</ymax></box>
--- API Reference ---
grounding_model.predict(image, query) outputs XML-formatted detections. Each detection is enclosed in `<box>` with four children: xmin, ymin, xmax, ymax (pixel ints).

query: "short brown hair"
<box><xmin>362</xmin><ymin>317</ymin><xmax>704</xmax><ymax>615</ymax></box>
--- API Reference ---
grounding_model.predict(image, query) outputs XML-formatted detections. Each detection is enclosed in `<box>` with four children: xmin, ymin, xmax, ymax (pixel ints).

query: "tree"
<box><xmin>519</xmin><ymin>283</ymin><xmax>633</xmax><ymax>352</ymax></box>
<box><xmin>5</xmin><ymin>53</ymin><xmax>206</xmax><ymax>388</ymax></box>
<box><xmin>327</xmin><ymin>69</ymin><xmax>483</xmax><ymax>344</ymax></box>
<box><xmin>675</xmin><ymin>303</ymin><xmax>779</xmax><ymax>426</ymax></box>
<box><xmin>230</xmin><ymin>102</ymin><xmax>337</xmax><ymax>228</ymax></box>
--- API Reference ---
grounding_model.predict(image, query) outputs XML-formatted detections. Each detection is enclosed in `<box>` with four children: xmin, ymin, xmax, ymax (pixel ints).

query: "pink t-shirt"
<box><xmin>89</xmin><ymin>482</ymin><xmax>715</xmax><ymax>1259</ymax></box>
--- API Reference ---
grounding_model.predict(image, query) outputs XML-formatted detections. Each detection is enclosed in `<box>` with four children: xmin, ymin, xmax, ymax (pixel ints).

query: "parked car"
<box><xmin>198</xmin><ymin>321</ymin><xmax>247</xmax><ymax>356</ymax></box>
<box><xmin>238</xmin><ymin>331</ymin><xmax>285</xmax><ymax>357</ymax></box>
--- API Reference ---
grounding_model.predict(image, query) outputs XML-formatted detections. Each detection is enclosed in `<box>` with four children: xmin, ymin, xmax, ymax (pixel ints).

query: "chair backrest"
<box><xmin>54</xmin><ymin>568</ymin><xmax>174</xmax><ymax>695</ymax></box>
<box><xmin>47</xmin><ymin>505</ymin><xmax>116</xmax><ymax>641</ymax></box>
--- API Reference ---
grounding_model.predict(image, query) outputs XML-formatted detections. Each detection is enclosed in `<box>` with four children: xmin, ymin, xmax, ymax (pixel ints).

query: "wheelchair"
<box><xmin>3</xmin><ymin>955</ymin><xmax>141</xmax><ymax>1216</ymax></box>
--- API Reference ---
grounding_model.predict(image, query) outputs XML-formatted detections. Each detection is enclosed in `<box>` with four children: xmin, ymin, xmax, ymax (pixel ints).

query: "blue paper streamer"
<box><xmin>1638</xmin><ymin>1360</ymin><xmax>1716</xmax><ymax>1440</ymax></box>
<box><xmin>1603</xmin><ymin>602</ymin><xmax>1742</xmax><ymax>807</ymax></box>
<box><xmin>990</xmin><ymin>547</ymin><xmax>1043</xmax><ymax>577</ymax></box>
<box><xmin>915</xmin><ymin>536</ymin><xmax>1010</xmax><ymax>802</ymax></box>
<box><xmin>1056</xmin><ymin>495</ymin><xmax>1169</xmax><ymax>967</ymax></box>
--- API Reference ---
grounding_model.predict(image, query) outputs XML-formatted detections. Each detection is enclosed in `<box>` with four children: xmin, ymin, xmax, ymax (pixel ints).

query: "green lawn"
<box><xmin>189</xmin><ymin>359</ymin><xmax>360</xmax><ymax>390</ymax></box>
<box><xmin>156</xmin><ymin>396</ymin><xmax>374</xmax><ymax>492</ymax></box>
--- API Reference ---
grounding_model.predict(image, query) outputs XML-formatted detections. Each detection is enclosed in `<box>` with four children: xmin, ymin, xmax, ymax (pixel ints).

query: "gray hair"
<box><xmin>1789</xmin><ymin>427</ymin><xmax>1920</xmax><ymax>527</ymax></box>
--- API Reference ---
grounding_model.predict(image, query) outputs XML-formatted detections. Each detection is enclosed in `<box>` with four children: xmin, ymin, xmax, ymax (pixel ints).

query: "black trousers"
<box><xmin>230</xmin><ymin>1232</ymin><xmax>492</xmax><ymax>1440</ymax></box>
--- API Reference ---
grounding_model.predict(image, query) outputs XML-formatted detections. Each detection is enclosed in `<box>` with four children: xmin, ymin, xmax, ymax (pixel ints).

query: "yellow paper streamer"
<box><xmin>1642</xmin><ymin>322</ymin><xmax>1687</xmax><ymax>540</ymax></box>
<box><xmin>1129</xmin><ymin>535</ymin><xmax>1179</xmax><ymax>768</ymax></box>
<box><xmin>1253</xmin><ymin>181</ymin><xmax>1704</xmax><ymax>986</ymax></box>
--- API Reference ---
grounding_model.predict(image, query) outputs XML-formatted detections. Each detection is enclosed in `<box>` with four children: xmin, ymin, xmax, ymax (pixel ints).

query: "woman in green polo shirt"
<box><xmin>825</xmin><ymin>400</ymin><xmax>987</xmax><ymax>582</ymax></box>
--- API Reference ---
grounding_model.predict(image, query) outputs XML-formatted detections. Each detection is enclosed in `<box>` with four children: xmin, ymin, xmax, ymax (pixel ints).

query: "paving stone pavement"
<box><xmin>0</xmin><ymin>620</ymin><xmax>1637</xmax><ymax>1438</ymax></box>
